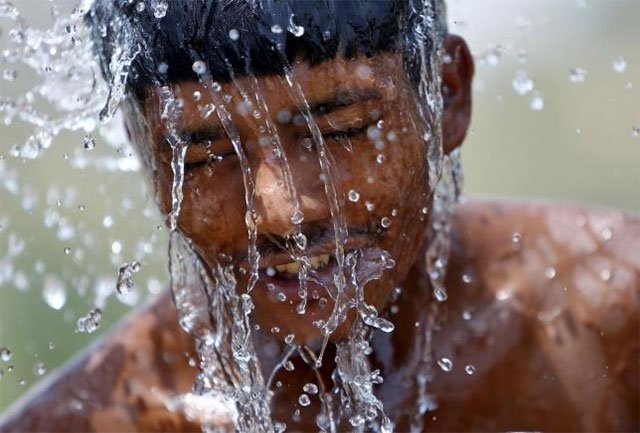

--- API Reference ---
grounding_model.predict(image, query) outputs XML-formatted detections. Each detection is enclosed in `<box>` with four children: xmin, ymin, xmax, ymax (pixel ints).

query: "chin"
<box><xmin>248</xmin><ymin>271</ymin><xmax>395</xmax><ymax>346</ymax></box>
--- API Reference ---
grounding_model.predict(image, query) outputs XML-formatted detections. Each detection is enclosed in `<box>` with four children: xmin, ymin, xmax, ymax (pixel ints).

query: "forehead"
<box><xmin>145</xmin><ymin>53</ymin><xmax>405</xmax><ymax>126</ymax></box>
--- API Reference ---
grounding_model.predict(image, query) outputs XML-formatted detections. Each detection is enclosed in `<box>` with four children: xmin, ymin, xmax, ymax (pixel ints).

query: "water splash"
<box><xmin>0</xmin><ymin>0</ymin><xmax>457</xmax><ymax>431</ymax></box>
<box><xmin>75</xmin><ymin>307</ymin><xmax>102</xmax><ymax>333</ymax></box>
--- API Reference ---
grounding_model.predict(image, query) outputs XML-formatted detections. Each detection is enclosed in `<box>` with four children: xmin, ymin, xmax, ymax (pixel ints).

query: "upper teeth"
<box><xmin>274</xmin><ymin>253</ymin><xmax>330</xmax><ymax>274</ymax></box>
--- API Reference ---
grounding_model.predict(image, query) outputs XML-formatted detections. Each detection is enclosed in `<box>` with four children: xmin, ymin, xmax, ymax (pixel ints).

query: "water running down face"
<box><xmin>131</xmin><ymin>38</ymin><xmax>473</xmax><ymax>345</ymax></box>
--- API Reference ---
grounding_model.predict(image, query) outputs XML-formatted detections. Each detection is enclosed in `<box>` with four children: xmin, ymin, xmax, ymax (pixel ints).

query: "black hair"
<box><xmin>87</xmin><ymin>0</ymin><xmax>445</xmax><ymax>101</ymax></box>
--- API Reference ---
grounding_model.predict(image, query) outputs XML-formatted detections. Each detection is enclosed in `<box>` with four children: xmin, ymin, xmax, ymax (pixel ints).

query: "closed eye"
<box><xmin>323</xmin><ymin>124</ymin><xmax>370</xmax><ymax>141</ymax></box>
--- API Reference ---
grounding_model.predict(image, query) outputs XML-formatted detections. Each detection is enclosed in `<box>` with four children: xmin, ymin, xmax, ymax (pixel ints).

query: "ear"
<box><xmin>441</xmin><ymin>34</ymin><xmax>474</xmax><ymax>154</ymax></box>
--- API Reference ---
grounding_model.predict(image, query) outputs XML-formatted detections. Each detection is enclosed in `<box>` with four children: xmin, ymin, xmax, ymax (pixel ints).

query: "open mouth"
<box><xmin>259</xmin><ymin>249</ymin><xmax>345</xmax><ymax>302</ymax></box>
<box><xmin>232</xmin><ymin>224</ymin><xmax>377</xmax><ymax>302</ymax></box>
<box><xmin>256</xmin><ymin>229</ymin><xmax>372</xmax><ymax>301</ymax></box>
<box><xmin>268</xmin><ymin>253</ymin><xmax>332</xmax><ymax>278</ymax></box>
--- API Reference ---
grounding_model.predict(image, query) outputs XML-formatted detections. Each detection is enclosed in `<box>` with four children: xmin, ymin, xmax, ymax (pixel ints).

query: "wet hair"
<box><xmin>87</xmin><ymin>0</ymin><xmax>447</xmax><ymax>101</ymax></box>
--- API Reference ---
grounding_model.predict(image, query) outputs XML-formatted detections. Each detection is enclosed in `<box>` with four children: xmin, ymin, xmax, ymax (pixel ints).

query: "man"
<box><xmin>0</xmin><ymin>0</ymin><xmax>638</xmax><ymax>432</ymax></box>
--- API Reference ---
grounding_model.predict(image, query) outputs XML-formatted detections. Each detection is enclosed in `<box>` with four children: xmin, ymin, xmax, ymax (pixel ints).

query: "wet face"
<box><xmin>132</xmin><ymin>42</ymin><xmax>473</xmax><ymax>344</ymax></box>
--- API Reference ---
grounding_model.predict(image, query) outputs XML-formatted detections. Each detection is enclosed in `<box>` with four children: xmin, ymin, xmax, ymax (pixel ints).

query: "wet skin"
<box><xmin>1</xmin><ymin>200</ymin><xmax>638</xmax><ymax>432</ymax></box>
<box><xmin>1</xmin><ymin>35</ymin><xmax>639</xmax><ymax>432</ymax></box>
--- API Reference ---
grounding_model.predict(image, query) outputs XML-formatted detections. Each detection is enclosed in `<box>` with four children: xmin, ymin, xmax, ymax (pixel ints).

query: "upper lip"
<box><xmin>234</xmin><ymin>225</ymin><xmax>374</xmax><ymax>270</ymax></box>
<box><xmin>260</xmin><ymin>234</ymin><xmax>370</xmax><ymax>268</ymax></box>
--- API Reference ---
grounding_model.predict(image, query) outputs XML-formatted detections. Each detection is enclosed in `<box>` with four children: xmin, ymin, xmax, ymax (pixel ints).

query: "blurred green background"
<box><xmin>0</xmin><ymin>0</ymin><xmax>638</xmax><ymax>413</ymax></box>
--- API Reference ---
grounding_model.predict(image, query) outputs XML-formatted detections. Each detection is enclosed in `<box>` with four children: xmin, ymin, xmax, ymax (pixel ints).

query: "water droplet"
<box><xmin>516</xmin><ymin>48</ymin><xmax>528</xmax><ymax>64</ymax></box>
<box><xmin>495</xmin><ymin>289</ymin><xmax>511</xmax><ymax>301</ymax></box>
<box><xmin>290</xmin><ymin>210</ymin><xmax>304</xmax><ymax>225</ymax></box>
<box><xmin>376</xmin><ymin>154</ymin><xmax>386</xmax><ymax>164</ymax></box>
<box><xmin>512</xmin><ymin>70</ymin><xmax>534</xmax><ymax>95</ymax></box>
<box><xmin>63</xmin><ymin>247</ymin><xmax>71</xmax><ymax>255</ymax></box>
<box><xmin>367</xmin><ymin>125</ymin><xmax>381</xmax><ymax>140</ymax></box>
<box><xmin>365</xmin><ymin>201</ymin><xmax>375</xmax><ymax>211</ymax></box>
<box><xmin>102</xmin><ymin>215</ymin><xmax>114</xmax><ymax>228</ymax></box>
<box><xmin>348</xmin><ymin>189</ymin><xmax>360</xmax><ymax>202</ymax></box>
<box><xmin>349</xmin><ymin>414</ymin><xmax>365</xmax><ymax>427</ymax></box>
<box><xmin>48</xmin><ymin>342</ymin><xmax>55</xmax><ymax>350</ymax></box>
<box><xmin>298</xmin><ymin>393</ymin><xmax>311</xmax><ymax>406</ymax></box>
<box><xmin>241</xmin><ymin>293</ymin><xmax>254</xmax><ymax>315</ymax></box>
<box><xmin>271</xmin><ymin>24</ymin><xmax>283</xmax><ymax>34</ymax></box>
<box><xmin>34</xmin><ymin>361</ymin><xmax>47</xmax><ymax>376</ymax></box>
<box><xmin>465</xmin><ymin>364</ymin><xmax>476</xmax><ymax>375</ymax></box>
<box><xmin>116</xmin><ymin>261</ymin><xmax>141</xmax><ymax>294</ymax></box>
<box><xmin>192</xmin><ymin>61</ymin><xmax>206</xmax><ymax>75</ymax></box>
<box><xmin>612</xmin><ymin>56</ymin><xmax>626</xmax><ymax>73</ymax></box>
<box><xmin>287</xmin><ymin>234</ymin><xmax>306</xmax><ymax>253</ymax></box>
<box><xmin>303</xmin><ymin>383</ymin><xmax>318</xmax><ymax>394</ymax></box>
<box><xmin>151</xmin><ymin>0</ymin><xmax>168</xmax><ymax>18</ymax></box>
<box><xmin>437</xmin><ymin>357</ymin><xmax>453</xmax><ymax>372</ymax></box>
<box><xmin>135</xmin><ymin>1</ymin><xmax>145</xmax><ymax>12</ymax></box>
<box><xmin>285</xmin><ymin>334</ymin><xmax>295</xmax><ymax>344</ymax></box>
<box><xmin>76</xmin><ymin>308</ymin><xmax>102</xmax><ymax>333</ymax></box>
<box><xmin>228</xmin><ymin>28</ymin><xmax>240</xmax><ymax>40</ymax></box>
<box><xmin>545</xmin><ymin>267</ymin><xmax>556</xmax><ymax>279</ymax></box>
<box><xmin>599</xmin><ymin>268</ymin><xmax>611</xmax><ymax>282</ymax></box>
<box><xmin>283</xmin><ymin>360</ymin><xmax>295</xmax><ymax>371</ymax></box>
<box><xmin>462</xmin><ymin>308</ymin><xmax>473</xmax><ymax>321</ymax></box>
<box><xmin>266</xmin><ymin>267</ymin><xmax>276</xmax><ymax>277</ymax></box>
<box><xmin>18</xmin><ymin>378</ymin><xmax>26</xmax><ymax>386</ymax></box>
<box><xmin>0</xmin><ymin>347</ymin><xmax>12</xmax><ymax>362</ymax></box>
<box><xmin>42</xmin><ymin>276</ymin><xmax>67</xmax><ymax>310</ymax></box>
<box><xmin>529</xmin><ymin>94</ymin><xmax>544</xmax><ymax>111</ymax></box>
<box><xmin>434</xmin><ymin>287</ymin><xmax>448</xmax><ymax>302</ymax></box>
<box><xmin>569</xmin><ymin>67</ymin><xmax>588</xmax><ymax>83</ymax></box>
<box><xmin>462</xmin><ymin>273</ymin><xmax>473</xmax><ymax>284</ymax></box>
<box><xmin>380</xmin><ymin>217</ymin><xmax>391</xmax><ymax>228</ymax></box>
<box><xmin>2</xmin><ymin>69</ymin><xmax>17</xmax><ymax>81</ymax></box>
<box><xmin>288</xmin><ymin>14</ymin><xmax>305</xmax><ymax>37</ymax></box>
<box><xmin>512</xmin><ymin>232</ymin><xmax>523</xmax><ymax>246</ymax></box>
<box><xmin>631</xmin><ymin>126</ymin><xmax>639</xmax><ymax>138</ymax></box>
<box><xmin>83</xmin><ymin>134</ymin><xmax>95</xmax><ymax>150</ymax></box>
<box><xmin>111</xmin><ymin>241</ymin><xmax>122</xmax><ymax>254</ymax></box>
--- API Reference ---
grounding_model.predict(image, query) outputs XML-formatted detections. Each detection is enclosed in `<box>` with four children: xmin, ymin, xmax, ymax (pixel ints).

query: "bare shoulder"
<box><xmin>451</xmin><ymin>198</ymin><xmax>639</xmax><ymax>325</ymax></box>
<box><xmin>443</xmin><ymin>198</ymin><xmax>638</xmax><ymax>431</ymax></box>
<box><xmin>0</xmin><ymin>292</ymin><xmax>202</xmax><ymax>432</ymax></box>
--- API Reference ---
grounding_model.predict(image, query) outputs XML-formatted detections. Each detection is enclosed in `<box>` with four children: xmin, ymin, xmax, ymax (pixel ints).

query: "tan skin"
<box><xmin>0</xmin><ymin>35</ymin><xmax>638</xmax><ymax>432</ymax></box>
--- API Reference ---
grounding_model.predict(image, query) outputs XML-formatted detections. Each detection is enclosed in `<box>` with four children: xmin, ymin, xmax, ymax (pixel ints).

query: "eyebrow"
<box><xmin>175</xmin><ymin>88</ymin><xmax>382</xmax><ymax>144</ymax></box>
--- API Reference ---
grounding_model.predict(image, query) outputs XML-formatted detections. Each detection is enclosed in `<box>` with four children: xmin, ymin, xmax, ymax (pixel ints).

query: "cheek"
<box><xmin>169</xmin><ymin>166</ymin><xmax>249</xmax><ymax>256</ymax></box>
<box><xmin>336</xmin><ymin>133</ymin><xmax>428</xmax><ymax>224</ymax></box>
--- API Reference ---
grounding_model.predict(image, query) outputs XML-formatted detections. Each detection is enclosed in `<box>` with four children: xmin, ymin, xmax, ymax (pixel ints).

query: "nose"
<box><xmin>253</xmin><ymin>155</ymin><xmax>328</xmax><ymax>236</ymax></box>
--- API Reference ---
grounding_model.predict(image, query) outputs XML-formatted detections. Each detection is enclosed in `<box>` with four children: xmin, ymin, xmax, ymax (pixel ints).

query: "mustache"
<box><xmin>233</xmin><ymin>221</ymin><xmax>377</xmax><ymax>266</ymax></box>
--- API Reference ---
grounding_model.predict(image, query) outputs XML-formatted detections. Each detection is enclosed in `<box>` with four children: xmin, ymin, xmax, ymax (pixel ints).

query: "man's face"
<box><xmin>136</xmin><ymin>52</ymin><xmax>435</xmax><ymax>344</ymax></box>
